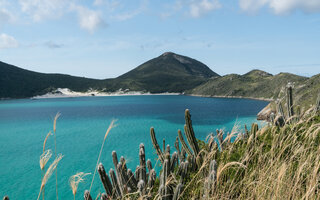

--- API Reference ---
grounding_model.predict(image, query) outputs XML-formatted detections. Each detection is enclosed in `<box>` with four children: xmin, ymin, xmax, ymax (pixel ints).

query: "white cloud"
<box><xmin>160</xmin><ymin>0</ymin><xmax>221</xmax><ymax>19</ymax></box>
<box><xmin>19</xmin><ymin>0</ymin><xmax>67</xmax><ymax>22</ymax></box>
<box><xmin>239</xmin><ymin>0</ymin><xmax>320</xmax><ymax>14</ymax></box>
<box><xmin>72</xmin><ymin>5</ymin><xmax>106</xmax><ymax>33</ymax></box>
<box><xmin>0</xmin><ymin>33</ymin><xmax>18</xmax><ymax>49</ymax></box>
<box><xmin>111</xmin><ymin>0</ymin><xmax>148</xmax><ymax>21</ymax></box>
<box><xmin>0</xmin><ymin>8</ymin><xmax>14</xmax><ymax>23</ymax></box>
<box><xmin>189</xmin><ymin>0</ymin><xmax>221</xmax><ymax>18</ymax></box>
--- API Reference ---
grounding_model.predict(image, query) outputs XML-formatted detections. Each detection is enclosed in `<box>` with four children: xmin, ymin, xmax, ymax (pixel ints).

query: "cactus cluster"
<box><xmin>82</xmin><ymin>109</ymin><xmax>203</xmax><ymax>199</ymax></box>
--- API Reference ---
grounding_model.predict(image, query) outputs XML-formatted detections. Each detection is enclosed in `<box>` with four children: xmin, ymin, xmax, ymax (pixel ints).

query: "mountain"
<box><xmin>188</xmin><ymin>69</ymin><xmax>319</xmax><ymax>108</ymax></box>
<box><xmin>101</xmin><ymin>52</ymin><xmax>219</xmax><ymax>93</ymax></box>
<box><xmin>0</xmin><ymin>61</ymin><xmax>104</xmax><ymax>98</ymax></box>
<box><xmin>0</xmin><ymin>52</ymin><xmax>218</xmax><ymax>98</ymax></box>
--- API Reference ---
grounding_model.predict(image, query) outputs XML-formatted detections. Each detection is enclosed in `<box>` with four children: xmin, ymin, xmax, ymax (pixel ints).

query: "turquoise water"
<box><xmin>0</xmin><ymin>95</ymin><xmax>268</xmax><ymax>199</ymax></box>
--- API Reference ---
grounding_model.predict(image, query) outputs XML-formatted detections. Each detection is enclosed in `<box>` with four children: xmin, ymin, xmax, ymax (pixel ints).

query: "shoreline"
<box><xmin>185</xmin><ymin>94</ymin><xmax>273</xmax><ymax>102</ymax></box>
<box><xmin>0</xmin><ymin>90</ymin><xmax>273</xmax><ymax>103</ymax></box>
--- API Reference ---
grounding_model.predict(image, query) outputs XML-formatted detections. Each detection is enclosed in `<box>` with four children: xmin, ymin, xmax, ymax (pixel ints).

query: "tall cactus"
<box><xmin>150</xmin><ymin>127</ymin><xmax>164</xmax><ymax>163</ymax></box>
<box><xmin>204</xmin><ymin>160</ymin><xmax>217</xmax><ymax>197</ymax></box>
<box><xmin>139</xmin><ymin>143</ymin><xmax>147</xmax><ymax>185</ymax></box>
<box><xmin>173</xmin><ymin>183</ymin><xmax>184</xmax><ymax>200</ymax></box>
<box><xmin>127</xmin><ymin>169</ymin><xmax>138</xmax><ymax>191</ymax></box>
<box><xmin>100</xmin><ymin>193</ymin><xmax>108</xmax><ymax>200</ymax></box>
<box><xmin>109</xmin><ymin>169</ymin><xmax>121</xmax><ymax>198</ymax></box>
<box><xmin>97</xmin><ymin>163</ymin><xmax>113</xmax><ymax>197</ymax></box>
<box><xmin>184</xmin><ymin>109</ymin><xmax>200</xmax><ymax>156</ymax></box>
<box><xmin>159</xmin><ymin>159</ymin><xmax>173</xmax><ymax>200</ymax></box>
<box><xmin>178</xmin><ymin>129</ymin><xmax>193</xmax><ymax>156</ymax></box>
<box><xmin>84</xmin><ymin>190</ymin><xmax>92</xmax><ymax>200</ymax></box>
<box><xmin>286</xmin><ymin>84</ymin><xmax>294</xmax><ymax>118</ymax></box>
<box><xmin>315</xmin><ymin>92</ymin><xmax>320</xmax><ymax>113</ymax></box>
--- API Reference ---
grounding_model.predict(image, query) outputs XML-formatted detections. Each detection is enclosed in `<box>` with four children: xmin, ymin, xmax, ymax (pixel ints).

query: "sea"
<box><xmin>0</xmin><ymin>95</ymin><xmax>268</xmax><ymax>199</ymax></box>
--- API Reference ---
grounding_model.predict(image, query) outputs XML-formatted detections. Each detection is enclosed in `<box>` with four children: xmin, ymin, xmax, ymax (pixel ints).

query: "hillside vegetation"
<box><xmin>103</xmin><ymin>52</ymin><xmax>219</xmax><ymax>93</ymax></box>
<box><xmin>0</xmin><ymin>61</ymin><xmax>103</xmax><ymax>98</ymax></box>
<box><xmin>0</xmin><ymin>52</ymin><xmax>218</xmax><ymax>98</ymax></box>
<box><xmin>188</xmin><ymin>70</ymin><xmax>320</xmax><ymax>109</ymax></box>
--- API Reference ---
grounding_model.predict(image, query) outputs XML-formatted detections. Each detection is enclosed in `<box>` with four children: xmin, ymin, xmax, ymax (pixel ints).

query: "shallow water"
<box><xmin>0</xmin><ymin>95</ymin><xmax>268</xmax><ymax>199</ymax></box>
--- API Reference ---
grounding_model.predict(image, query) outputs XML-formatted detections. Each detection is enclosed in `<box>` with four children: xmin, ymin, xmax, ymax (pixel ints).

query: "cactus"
<box><xmin>109</xmin><ymin>168</ymin><xmax>121</xmax><ymax>198</ymax></box>
<box><xmin>127</xmin><ymin>169</ymin><xmax>138</xmax><ymax>191</ymax></box>
<box><xmin>174</xmin><ymin>136</ymin><xmax>183</xmax><ymax>163</ymax></box>
<box><xmin>97</xmin><ymin>163</ymin><xmax>113</xmax><ymax>197</ymax></box>
<box><xmin>112</xmin><ymin>151</ymin><xmax>118</xmax><ymax>169</ymax></box>
<box><xmin>177</xmin><ymin>161</ymin><xmax>188</xmax><ymax>184</ymax></box>
<box><xmin>100</xmin><ymin>193</ymin><xmax>108</xmax><ymax>200</ymax></box>
<box><xmin>163</xmin><ymin>138</ymin><xmax>166</xmax><ymax>153</ymax></box>
<box><xmin>178</xmin><ymin>129</ymin><xmax>193</xmax><ymax>156</ymax></box>
<box><xmin>84</xmin><ymin>190</ymin><xmax>93</xmax><ymax>200</ymax></box>
<box><xmin>150</xmin><ymin>127</ymin><xmax>164</xmax><ymax>163</ymax></box>
<box><xmin>139</xmin><ymin>143</ymin><xmax>147</xmax><ymax>184</ymax></box>
<box><xmin>137</xmin><ymin>180</ymin><xmax>146</xmax><ymax>197</ymax></box>
<box><xmin>170</xmin><ymin>152</ymin><xmax>178</xmax><ymax>171</ymax></box>
<box><xmin>315</xmin><ymin>92</ymin><xmax>320</xmax><ymax>113</ymax></box>
<box><xmin>286</xmin><ymin>84</ymin><xmax>294</xmax><ymax>119</ymax></box>
<box><xmin>204</xmin><ymin>160</ymin><xmax>217</xmax><ymax>197</ymax></box>
<box><xmin>172</xmin><ymin>183</ymin><xmax>184</xmax><ymax>200</ymax></box>
<box><xmin>146</xmin><ymin>159</ymin><xmax>152</xmax><ymax>172</ymax></box>
<box><xmin>159</xmin><ymin>159</ymin><xmax>173</xmax><ymax>200</ymax></box>
<box><xmin>277</xmin><ymin>101</ymin><xmax>286</xmax><ymax>122</ymax></box>
<box><xmin>116</xmin><ymin>162</ymin><xmax>129</xmax><ymax>194</ymax></box>
<box><xmin>147</xmin><ymin>169</ymin><xmax>156</xmax><ymax>189</ymax></box>
<box><xmin>184</xmin><ymin>109</ymin><xmax>200</xmax><ymax>156</ymax></box>
<box><xmin>120</xmin><ymin>156</ymin><xmax>128</xmax><ymax>172</ymax></box>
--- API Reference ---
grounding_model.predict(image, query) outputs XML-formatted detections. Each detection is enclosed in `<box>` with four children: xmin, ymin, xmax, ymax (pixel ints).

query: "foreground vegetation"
<box><xmin>2</xmin><ymin>86</ymin><xmax>320</xmax><ymax>200</ymax></box>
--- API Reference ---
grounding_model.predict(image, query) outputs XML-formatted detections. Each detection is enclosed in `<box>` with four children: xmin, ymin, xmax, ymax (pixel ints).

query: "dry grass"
<box><xmin>174</xmin><ymin>113</ymin><xmax>320</xmax><ymax>199</ymax></box>
<box><xmin>40</xmin><ymin>150</ymin><xmax>52</xmax><ymax>170</ymax></box>
<box><xmin>89</xmin><ymin>119</ymin><xmax>117</xmax><ymax>192</ymax></box>
<box><xmin>37</xmin><ymin>154</ymin><xmax>63</xmax><ymax>200</ymax></box>
<box><xmin>69</xmin><ymin>172</ymin><xmax>91</xmax><ymax>200</ymax></box>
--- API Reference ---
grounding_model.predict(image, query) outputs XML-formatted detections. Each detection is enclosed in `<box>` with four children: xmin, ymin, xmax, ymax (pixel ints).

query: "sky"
<box><xmin>0</xmin><ymin>0</ymin><xmax>320</xmax><ymax>79</ymax></box>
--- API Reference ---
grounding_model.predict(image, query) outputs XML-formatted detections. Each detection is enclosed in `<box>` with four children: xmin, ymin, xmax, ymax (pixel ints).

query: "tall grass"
<box><xmin>89</xmin><ymin>120</ymin><xmax>117</xmax><ymax>193</ymax></box>
<box><xmin>69</xmin><ymin>172</ymin><xmax>90</xmax><ymax>200</ymax></box>
<box><xmin>53</xmin><ymin>113</ymin><xmax>60</xmax><ymax>200</ymax></box>
<box><xmin>176</xmin><ymin>113</ymin><xmax>320</xmax><ymax>199</ymax></box>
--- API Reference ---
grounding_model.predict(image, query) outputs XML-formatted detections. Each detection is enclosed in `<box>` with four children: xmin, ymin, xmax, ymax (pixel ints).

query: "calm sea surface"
<box><xmin>0</xmin><ymin>95</ymin><xmax>268</xmax><ymax>199</ymax></box>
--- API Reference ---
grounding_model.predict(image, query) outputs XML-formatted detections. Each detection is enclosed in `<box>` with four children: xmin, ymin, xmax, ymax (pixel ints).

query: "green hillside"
<box><xmin>0</xmin><ymin>52</ymin><xmax>218</xmax><ymax>98</ymax></box>
<box><xmin>188</xmin><ymin>69</ymin><xmax>319</xmax><ymax>108</ymax></box>
<box><xmin>0</xmin><ymin>61</ymin><xmax>103</xmax><ymax>98</ymax></box>
<box><xmin>101</xmin><ymin>52</ymin><xmax>219</xmax><ymax>93</ymax></box>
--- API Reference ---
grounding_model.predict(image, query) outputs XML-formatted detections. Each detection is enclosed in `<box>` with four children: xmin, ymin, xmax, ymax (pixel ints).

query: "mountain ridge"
<box><xmin>1</xmin><ymin>53</ymin><xmax>319</xmax><ymax>110</ymax></box>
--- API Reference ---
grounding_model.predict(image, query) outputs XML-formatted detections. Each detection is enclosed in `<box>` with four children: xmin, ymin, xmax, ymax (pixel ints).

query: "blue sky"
<box><xmin>0</xmin><ymin>0</ymin><xmax>320</xmax><ymax>78</ymax></box>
